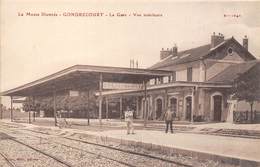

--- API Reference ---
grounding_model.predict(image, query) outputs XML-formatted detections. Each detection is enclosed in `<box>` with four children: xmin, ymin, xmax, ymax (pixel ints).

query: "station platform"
<box><xmin>12</xmin><ymin>117</ymin><xmax>260</xmax><ymax>139</ymax></box>
<box><xmin>82</xmin><ymin>129</ymin><xmax>260</xmax><ymax>164</ymax></box>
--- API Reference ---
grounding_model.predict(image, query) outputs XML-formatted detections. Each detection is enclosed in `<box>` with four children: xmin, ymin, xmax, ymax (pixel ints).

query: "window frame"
<box><xmin>187</xmin><ymin>67</ymin><xmax>193</xmax><ymax>82</ymax></box>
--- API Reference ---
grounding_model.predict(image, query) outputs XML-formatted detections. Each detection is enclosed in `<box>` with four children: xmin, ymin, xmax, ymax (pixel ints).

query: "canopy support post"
<box><xmin>28</xmin><ymin>96</ymin><xmax>31</xmax><ymax>124</ymax></box>
<box><xmin>87</xmin><ymin>90</ymin><xmax>90</xmax><ymax>126</ymax></box>
<box><xmin>33</xmin><ymin>96</ymin><xmax>36</xmax><ymax>122</ymax></box>
<box><xmin>106</xmin><ymin>97</ymin><xmax>109</xmax><ymax>121</ymax></box>
<box><xmin>136</xmin><ymin>97</ymin><xmax>139</xmax><ymax>118</ymax></box>
<box><xmin>10</xmin><ymin>96</ymin><xmax>13</xmax><ymax>122</ymax></box>
<box><xmin>120</xmin><ymin>97</ymin><xmax>122</xmax><ymax>121</ymax></box>
<box><xmin>29</xmin><ymin>110</ymin><xmax>31</xmax><ymax>124</ymax></box>
<box><xmin>53</xmin><ymin>90</ymin><xmax>57</xmax><ymax>126</ymax></box>
<box><xmin>99</xmin><ymin>73</ymin><xmax>103</xmax><ymax>126</ymax></box>
<box><xmin>144</xmin><ymin>80</ymin><xmax>148</xmax><ymax>127</ymax></box>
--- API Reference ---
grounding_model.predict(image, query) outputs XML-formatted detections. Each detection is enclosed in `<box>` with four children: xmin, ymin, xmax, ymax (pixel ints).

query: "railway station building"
<box><xmin>1</xmin><ymin>33</ymin><xmax>260</xmax><ymax>124</ymax></box>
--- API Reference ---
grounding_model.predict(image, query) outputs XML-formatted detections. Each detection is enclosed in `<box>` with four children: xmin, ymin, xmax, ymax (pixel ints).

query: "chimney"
<box><xmin>211</xmin><ymin>32</ymin><xmax>225</xmax><ymax>48</ymax></box>
<box><xmin>243</xmin><ymin>35</ymin><xmax>248</xmax><ymax>50</ymax></box>
<box><xmin>160</xmin><ymin>48</ymin><xmax>171</xmax><ymax>60</ymax></box>
<box><xmin>130</xmin><ymin>59</ymin><xmax>135</xmax><ymax>68</ymax></box>
<box><xmin>160</xmin><ymin>45</ymin><xmax>178</xmax><ymax>60</ymax></box>
<box><xmin>172</xmin><ymin>44</ymin><xmax>178</xmax><ymax>57</ymax></box>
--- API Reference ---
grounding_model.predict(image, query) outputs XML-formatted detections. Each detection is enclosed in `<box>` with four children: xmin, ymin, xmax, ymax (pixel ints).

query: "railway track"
<box><xmin>0</xmin><ymin>129</ymin><xmax>72</xmax><ymax>167</ymax></box>
<box><xmin>21</xmin><ymin>128</ymin><xmax>192</xmax><ymax>167</ymax></box>
<box><xmin>0</xmin><ymin>128</ymin><xmax>141</xmax><ymax>167</ymax></box>
<box><xmin>0</xmin><ymin>152</ymin><xmax>16</xmax><ymax>167</ymax></box>
<box><xmin>35</xmin><ymin>134</ymin><xmax>192</xmax><ymax>167</ymax></box>
<box><xmin>0</xmin><ymin>125</ymin><xmax>193</xmax><ymax>167</ymax></box>
<box><xmin>53</xmin><ymin>142</ymin><xmax>138</xmax><ymax>167</ymax></box>
<box><xmin>1</xmin><ymin>128</ymin><xmax>136</xmax><ymax>166</ymax></box>
<box><xmin>10</xmin><ymin>138</ymin><xmax>73</xmax><ymax>167</ymax></box>
<box><xmin>63</xmin><ymin>136</ymin><xmax>192</xmax><ymax>167</ymax></box>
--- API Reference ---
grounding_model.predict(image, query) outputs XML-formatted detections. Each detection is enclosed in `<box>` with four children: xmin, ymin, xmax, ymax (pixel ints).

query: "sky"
<box><xmin>1</xmin><ymin>0</ymin><xmax>260</xmax><ymax>107</ymax></box>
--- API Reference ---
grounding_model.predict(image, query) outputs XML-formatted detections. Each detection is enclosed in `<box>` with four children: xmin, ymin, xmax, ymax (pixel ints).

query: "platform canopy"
<box><xmin>1</xmin><ymin>65</ymin><xmax>172</xmax><ymax>97</ymax></box>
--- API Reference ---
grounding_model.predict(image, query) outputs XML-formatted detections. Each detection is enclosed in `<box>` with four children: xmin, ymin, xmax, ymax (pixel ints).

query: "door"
<box><xmin>185</xmin><ymin>97</ymin><xmax>192</xmax><ymax>121</ymax></box>
<box><xmin>170</xmin><ymin>98</ymin><xmax>177</xmax><ymax>118</ymax></box>
<box><xmin>156</xmin><ymin>98</ymin><xmax>163</xmax><ymax>119</ymax></box>
<box><xmin>213</xmin><ymin>95</ymin><xmax>222</xmax><ymax>121</ymax></box>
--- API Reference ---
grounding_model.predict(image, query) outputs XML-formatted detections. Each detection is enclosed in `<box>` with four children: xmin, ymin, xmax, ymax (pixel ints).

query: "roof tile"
<box><xmin>208</xmin><ymin>60</ymin><xmax>260</xmax><ymax>83</ymax></box>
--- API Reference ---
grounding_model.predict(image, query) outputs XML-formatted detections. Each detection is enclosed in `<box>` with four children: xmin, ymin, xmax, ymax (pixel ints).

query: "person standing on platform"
<box><xmin>164</xmin><ymin>106</ymin><xmax>174</xmax><ymax>133</ymax></box>
<box><xmin>124</xmin><ymin>106</ymin><xmax>134</xmax><ymax>135</ymax></box>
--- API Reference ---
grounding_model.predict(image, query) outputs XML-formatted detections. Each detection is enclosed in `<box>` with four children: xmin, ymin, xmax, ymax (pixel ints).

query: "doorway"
<box><xmin>156</xmin><ymin>98</ymin><xmax>163</xmax><ymax>119</ymax></box>
<box><xmin>213</xmin><ymin>95</ymin><xmax>222</xmax><ymax>121</ymax></box>
<box><xmin>169</xmin><ymin>97</ymin><xmax>177</xmax><ymax>118</ymax></box>
<box><xmin>185</xmin><ymin>96</ymin><xmax>192</xmax><ymax>121</ymax></box>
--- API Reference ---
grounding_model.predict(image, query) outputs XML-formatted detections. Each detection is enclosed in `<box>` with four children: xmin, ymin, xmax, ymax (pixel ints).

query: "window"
<box><xmin>158</xmin><ymin>77</ymin><xmax>163</xmax><ymax>84</ymax></box>
<box><xmin>149</xmin><ymin>79</ymin><xmax>155</xmax><ymax>85</ymax></box>
<box><xmin>168</xmin><ymin>71</ymin><xmax>176</xmax><ymax>82</ymax></box>
<box><xmin>227</xmin><ymin>47</ymin><xmax>233</xmax><ymax>55</ymax></box>
<box><xmin>187</xmin><ymin>67</ymin><xmax>192</xmax><ymax>82</ymax></box>
<box><xmin>170</xmin><ymin>98</ymin><xmax>177</xmax><ymax>117</ymax></box>
<box><xmin>163</xmin><ymin>76</ymin><xmax>169</xmax><ymax>83</ymax></box>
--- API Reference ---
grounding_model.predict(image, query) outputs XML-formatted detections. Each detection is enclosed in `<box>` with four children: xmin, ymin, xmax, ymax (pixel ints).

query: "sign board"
<box><xmin>69</xmin><ymin>90</ymin><xmax>79</xmax><ymax>97</ymax></box>
<box><xmin>103</xmin><ymin>82</ymin><xmax>142</xmax><ymax>90</ymax></box>
<box><xmin>12</xmin><ymin>100</ymin><xmax>26</xmax><ymax>103</ymax></box>
<box><xmin>12</xmin><ymin>96</ymin><xmax>24</xmax><ymax>100</ymax></box>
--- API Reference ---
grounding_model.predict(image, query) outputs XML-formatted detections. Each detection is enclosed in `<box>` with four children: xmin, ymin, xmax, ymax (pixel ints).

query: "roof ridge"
<box><xmin>178</xmin><ymin>43</ymin><xmax>211</xmax><ymax>54</ymax></box>
<box><xmin>156</xmin><ymin>44</ymin><xmax>211</xmax><ymax>63</ymax></box>
<box><xmin>149</xmin><ymin>43</ymin><xmax>211</xmax><ymax>69</ymax></box>
<box><xmin>149</xmin><ymin>37</ymin><xmax>256</xmax><ymax>70</ymax></box>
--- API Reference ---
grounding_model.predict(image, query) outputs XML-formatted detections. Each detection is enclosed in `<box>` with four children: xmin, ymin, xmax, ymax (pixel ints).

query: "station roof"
<box><xmin>209</xmin><ymin>60</ymin><xmax>260</xmax><ymax>83</ymax></box>
<box><xmin>149</xmin><ymin>37</ymin><xmax>256</xmax><ymax>69</ymax></box>
<box><xmin>1</xmin><ymin>65</ymin><xmax>172</xmax><ymax>97</ymax></box>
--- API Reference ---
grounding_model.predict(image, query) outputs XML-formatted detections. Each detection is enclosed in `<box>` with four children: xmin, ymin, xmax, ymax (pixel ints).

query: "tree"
<box><xmin>65</xmin><ymin>91</ymin><xmax>97</xmax><ymax>123</ymax></box>
<box><xmin>232</xmin><ymin>64</ymin><xmax>260</xmax><ymax>123</ymax></box>
<box><xmin>23</xmin><ymin>97</ymin><xmax>36</xmax><ymax>123</ymax></box>
<box><xmin>23</xmin><ymin>90</ymin><xmax>97</xmax><ymax>123</ymax></box>
<box><xmin>23</xmin><ymin>97</ymin><xmax>35</xmax><ymax>112</ymax></box>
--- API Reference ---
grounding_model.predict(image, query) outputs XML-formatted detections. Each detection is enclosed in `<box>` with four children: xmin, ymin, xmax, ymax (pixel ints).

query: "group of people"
<box><xmin>124</xmin><ymin>106</ymin><xmax>175</xmax><ymax>134</ymax></box>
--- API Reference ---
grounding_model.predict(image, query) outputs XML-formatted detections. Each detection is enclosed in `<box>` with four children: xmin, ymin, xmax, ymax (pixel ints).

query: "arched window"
<box><xmin>155</xmin><ymin>98</ymin><xmax>163</xmax><ymax>119</ymax></box>
<box><xmin>169</xmin><ymin>97</ymin><xmax>178</xmax><ymax>117</ymax></box>
<box><xmin>184</xmin><ymin>96</ymin><xmax>192</xmax><ymax>121</ymax></box>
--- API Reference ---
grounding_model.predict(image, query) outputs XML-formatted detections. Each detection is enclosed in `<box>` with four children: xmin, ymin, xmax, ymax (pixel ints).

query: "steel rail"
<box><xmin>64</xmin><ymin>136</ymin><xmax>192</xmax><ymax>167</ymax></box>
<box><xmin>0</xmin><ymin>128</ymin><xmax>74</xmax><ymax>167</ymax></box>
<box><xmin>9</xmin><ymin>138</ymin><xmax>74</xmax><ymax>167</ymax></box>
<box><xmin>1</xmin><ymin>128</ymin><xmax>136</xmax><ymax>167</ymax></box>
<box><xmin>1</xmin><ymin>126</ymin><xmax>192</xmax><ymax>167</ymax></box>
<box><xmin>0</xmin><ymin>152</ymin><xmax>16</xmax><ymax>167</ymax></box>
<box><xmin>20</xmin><ymin>129</ymin><xmax>192</xmax><ymax>167</ymax></box>
<box><xmin>56</xmin><ymin>142</ymin><xmax>138</xmax><ymax>167</ymax></box>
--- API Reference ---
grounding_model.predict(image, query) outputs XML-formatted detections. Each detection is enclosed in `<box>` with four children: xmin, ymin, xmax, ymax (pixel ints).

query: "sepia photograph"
<box><xmin>0</xmin><ymin>0</ymin><xmax>260</xmax><ymax>166</ymax></box>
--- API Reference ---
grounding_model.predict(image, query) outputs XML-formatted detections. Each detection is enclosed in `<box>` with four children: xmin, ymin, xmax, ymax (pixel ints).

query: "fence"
<box><xmin>233</xmin><ymin>110</ymin><xmax>260</xmax><ymax>123</ymax></box>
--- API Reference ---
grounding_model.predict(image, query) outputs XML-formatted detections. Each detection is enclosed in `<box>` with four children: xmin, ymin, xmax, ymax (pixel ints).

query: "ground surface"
<box><xmin>0</xmin><ymin>118</ymin><xmax>260</xmax><ymax>166</ymax></box>
<box><xmin>0</xmin><ymin>120</ymin><xmax>242</xmax><ymax>167</ymax></box>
